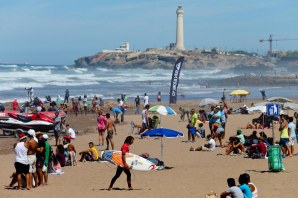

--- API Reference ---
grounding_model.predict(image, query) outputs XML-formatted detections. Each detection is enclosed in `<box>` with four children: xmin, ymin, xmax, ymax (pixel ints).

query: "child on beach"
<box><xmin>196</xmin><ymin>123</ymin><xmax>205</xmax><ymax>138</ymax></box>
<box><xmin>186</xmin><ymin>120</ymin><xmax>196</xmax><ymax>142</ymax></box>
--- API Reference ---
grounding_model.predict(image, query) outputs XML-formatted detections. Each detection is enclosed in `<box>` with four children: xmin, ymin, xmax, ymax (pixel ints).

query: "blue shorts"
<box><xmin>189</xmin><ymin>127</ymin><xmax>196</xmax><ymax>135</ymax></box>
<box><xmin>279</xmin><ymin>138</ymin><xmax>289</xmax><ymax>146</ymax></box>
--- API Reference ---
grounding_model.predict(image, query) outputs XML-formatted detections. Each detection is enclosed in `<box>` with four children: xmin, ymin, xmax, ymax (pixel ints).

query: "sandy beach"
<box><xmin>1</xmin><ymin>99</ymin><xmax>298</xmax><ymax>198</ymax></box>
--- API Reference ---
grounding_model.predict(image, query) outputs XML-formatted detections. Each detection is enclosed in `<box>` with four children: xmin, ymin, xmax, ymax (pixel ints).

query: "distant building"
<box><xmin>102</xmin><ymin>42</ymin><xmax>130</xmax><ymax>53</ymax></box>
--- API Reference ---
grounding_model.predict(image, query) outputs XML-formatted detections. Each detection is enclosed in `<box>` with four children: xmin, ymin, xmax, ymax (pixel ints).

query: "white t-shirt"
<box><xmin>68</xmin><ymin>127</ymin><xmax>76</xmax><ymax>139</ymax></box>
<box><xmin>208</xmin><ymin>139</ymin><xmax>216</xmax><ymax>151</ymax></box>
<box><xmin>144</xmin><ymin>95</ymin><xmax>149</xmax><ymax>106</ymax></box>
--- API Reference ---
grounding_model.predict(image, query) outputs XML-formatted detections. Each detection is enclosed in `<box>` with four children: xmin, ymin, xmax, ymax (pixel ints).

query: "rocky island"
<box><xmin>74</xmin><ymin>48</ymin><xmax>298</xmax><ymax>72</ymax></box>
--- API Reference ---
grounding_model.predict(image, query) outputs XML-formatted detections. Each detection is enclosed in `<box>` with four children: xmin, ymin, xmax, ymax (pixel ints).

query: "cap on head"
<box><xmin>42</xmin><ymin>134</ymin><xmax>49</xmax><ymax>139</ymax></box>
<box><xmin>237</xmin><ymin>129</ymin><xmax>242</xmax><ymax>135</ymax></box>
<box><xmin>28</xmin><ymin>129</ymin><xmax>36</xmax><ymax>136</ymax></box>
<box><xmin>19</xmin><ymin>133</ymin><xmax>27</xmax><ymax>141</ymax></box>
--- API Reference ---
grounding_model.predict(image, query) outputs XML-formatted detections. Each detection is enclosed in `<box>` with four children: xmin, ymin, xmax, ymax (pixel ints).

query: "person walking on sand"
<box><xmin>144</xmin><ymin>93</ymin><xmax>149</xmax><ymax>107</ymax></box>
<box><xmin>64</xmin><ymin>88</ymin><xmax>69</xmax><ymax>103</ymax></box>
<box><xmin>108</xmin><ymin>136</ymin><xmax>134</xmax><ymax>191</ymax></box>
<box><xmin>105</xmin><ymin>113</ymin><xmax>117</xmax><ymax>150</ymax></box>
<box><xmin>134</xmin><ymin>95</ymin><xmax>141</xmax><ymax>114</ymax></box>
<box><xmin>97</xmin><ymin>110</ymin><xmax>107</xmax><ymax>146</ymax></box>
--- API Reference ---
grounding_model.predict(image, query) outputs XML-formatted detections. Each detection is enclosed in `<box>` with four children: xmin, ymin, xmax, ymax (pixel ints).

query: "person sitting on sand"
<box><xmin>246</xmin><ymin>138</ymin><xmax>267</xmax><ymax>159</ymax></box>
<box><xmin>246</xmin><ymin>121</ymin><xmax>263</xmax><ymax>130</ymax></box>
<box><xmin>236</xmin><ymin>130</ymin><xmax>245</xmax><ymax>145</ymax></box>
<box><xmin>189</xmin><ymin>134</ymin><xmax>215</xmax><ymax>151</ymax></box>
<box><xmin>196</xmin><ymin>123</ymin><xmax>205</xmax><ymax>138</ymax></box>
<box><xmin>220</xmin><ymin>178</ymin><xmax>244</xmax><ymax>198</ymax></box>
<box><xmin>244</xmin><ymin>131</ymin><xmax>259</xmax><ymax>146</ymax></box>
<box><xmin>64</xmin><ymin>138</ymin><xmax>77</xmax><ymax>166</ymax></box>
<box><xmin>225</xmin><ymin>136</ymin><xmax>245</xmax><ymax>156</ymax></box>
<box><xmin>238</xmin><ymin>174</ymin><xmax>252</xmax><ymax>198</ymax></box>
<box><xmin>79</xmin><ymin>142</ymin><xmax>99</xmax><ymax>162</ymax></box>
<box><xmin>242</xmin><ymin>173</ymin><xmax>258</xmax><ymax>198</ymax></box>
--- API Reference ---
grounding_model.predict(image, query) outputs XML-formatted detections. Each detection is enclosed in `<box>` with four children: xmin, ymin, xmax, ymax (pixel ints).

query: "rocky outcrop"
<box><xmin>74</xmin><ymin>49</ymin><xmax>296</xmax><ymax>69</ymax></box>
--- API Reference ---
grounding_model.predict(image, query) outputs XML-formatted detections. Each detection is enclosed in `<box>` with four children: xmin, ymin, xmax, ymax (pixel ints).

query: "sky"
<box><xmin>0</xmin><ymin>0</ymin><xmax>298</xmax><ymax>65</ymax></box>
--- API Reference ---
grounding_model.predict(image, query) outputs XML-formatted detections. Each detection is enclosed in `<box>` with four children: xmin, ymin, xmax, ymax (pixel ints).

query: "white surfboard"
<box><xmin>101</xmin><ymin>150</ymin><xmax>156</xmax><ymax>171</ymax></box>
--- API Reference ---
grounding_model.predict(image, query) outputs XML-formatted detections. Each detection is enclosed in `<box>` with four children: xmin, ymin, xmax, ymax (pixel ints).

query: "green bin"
<box><xmin>267</xmin><ymin>145</ymin><xmax>283</xmax><ymax>172</ymax></box>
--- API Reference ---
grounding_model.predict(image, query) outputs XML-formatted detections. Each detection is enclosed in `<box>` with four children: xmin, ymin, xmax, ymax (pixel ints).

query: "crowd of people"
<box><xmin>4</xmin><ymin>89</ymin><xmax>298</xmax><ymax>196</ymax></box>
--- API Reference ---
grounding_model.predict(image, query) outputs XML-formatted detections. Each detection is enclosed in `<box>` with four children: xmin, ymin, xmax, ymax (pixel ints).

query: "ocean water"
<box><xmin>0</xmin><ymin>64</ymin><xmax>297</xmax><ymax>103</ymax></box>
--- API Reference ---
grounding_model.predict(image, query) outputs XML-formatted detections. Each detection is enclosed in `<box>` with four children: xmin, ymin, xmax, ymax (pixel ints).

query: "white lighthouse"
<box><xmin>176</xmin><ymin>5</ymin><xmax>185</xmax><ymax>50</ymax></box>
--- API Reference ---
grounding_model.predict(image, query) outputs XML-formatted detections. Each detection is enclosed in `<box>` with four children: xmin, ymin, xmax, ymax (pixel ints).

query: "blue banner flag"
<box><xmin>169</xmin><ymin>57</ymin><xmax>184</xmax><ymax>104</ymax></box>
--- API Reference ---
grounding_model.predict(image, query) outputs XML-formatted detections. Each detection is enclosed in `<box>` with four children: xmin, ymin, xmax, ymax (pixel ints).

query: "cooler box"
<box><xmin>267</xmin><ymin>145</ymin><xmax>282</xmax><ymax>172</ymax></box>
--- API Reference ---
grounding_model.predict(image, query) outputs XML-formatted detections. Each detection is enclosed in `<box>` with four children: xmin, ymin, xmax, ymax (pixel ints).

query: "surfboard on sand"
<box><xmin>101</xmin><ymin>150</ymin><xmax>156</xmax><ymax>171</ymax></box>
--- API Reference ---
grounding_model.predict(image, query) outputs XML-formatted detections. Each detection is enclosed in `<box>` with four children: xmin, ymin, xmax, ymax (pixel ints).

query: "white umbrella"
<box><xmin>199</xmin><ymin>98</ymin><xmax>219</xmax><ymax>107</ymax></box>
<box><xmin>267</xmin><ymin>97</ymin><xmax>292</xmax><ymax>103</ymax></box>
<box><xmin>283</xmin><ymin>102</ymin><xmax>298</xmax><ymax>111</ymax></box>
<box><xmin>247</xmin><ymin>106</ymin><xmax>266</xmax><ymax>113</ymax></box>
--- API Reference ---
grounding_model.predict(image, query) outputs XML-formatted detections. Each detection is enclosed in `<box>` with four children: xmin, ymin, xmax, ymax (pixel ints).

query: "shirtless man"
<box><xmin>27</xmin><ymin>129</ymin><xmax>38</xmax><ymax>188</ymax></box>
<box><xmin>105</xmin><ymin>113</ymin><xmax>117</xmax><ymax>150</ymax></box>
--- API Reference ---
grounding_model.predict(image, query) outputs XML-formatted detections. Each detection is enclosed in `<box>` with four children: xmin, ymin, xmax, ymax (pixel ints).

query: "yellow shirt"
<box><xmin>280</xmin><ymin>127</ymin><xmax>289</xmax><ymax>138</ymax></box>
<box><xmin>191</xmin><ymin>113</ymin><xmax>198</xmax><ymax>128</ymax></box>
<box><xmin>91</xmin><ymin>147</ymin><xmax>99</xmax><ymax>160</ymax></box>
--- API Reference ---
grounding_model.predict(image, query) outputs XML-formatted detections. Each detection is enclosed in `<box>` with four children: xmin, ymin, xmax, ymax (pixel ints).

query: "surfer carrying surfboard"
<box><xmin>108</xmin><ymin>136</ymin><xmax>134</xmax><ymax>191</ymax></box>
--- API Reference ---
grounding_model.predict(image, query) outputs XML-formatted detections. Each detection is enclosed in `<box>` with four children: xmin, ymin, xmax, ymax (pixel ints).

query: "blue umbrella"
<box><xmin>141</xmin><ymin>128</ymin><xmax>184</xmax><ymax>160</ymax></box>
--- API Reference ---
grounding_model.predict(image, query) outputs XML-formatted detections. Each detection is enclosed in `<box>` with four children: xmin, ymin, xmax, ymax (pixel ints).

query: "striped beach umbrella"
<box><xmin>148</xmin><ymin>105</ymin><xmax>177</xmax><ymax>115</ymax></box>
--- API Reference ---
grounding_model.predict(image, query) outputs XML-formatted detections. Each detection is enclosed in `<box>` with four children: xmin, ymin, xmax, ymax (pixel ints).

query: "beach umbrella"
<box><xmin>253</xmin><ymin>101</ymin><xmax>283</xmax><ymax>107</ymax></box>
<box><xmin>267</xmin><ymin>97</ymin><xmax>293</xmax><ymax>103</ymax></box>
<box><xmin>199</xmin><ymin>98</ymin><xmax>219</xmax><ymax>107</ymax></box>
<box><xmin>141</xmin><ymin>128</ymin><xmax>184</xmax><ymax>161</ymax></box>
<box><xmin>230</xmin><ymin>89</ymin><xmax>250</xmax><ymax>96</ymax></box>
<box><xmin>148</xmin><ymin>105</ymin><xmax>177</xmax><ymax>115</ymax></box>
<box><xmin>247</xmin><ymin>106</ymin><xmax>266</xmax><ymax>113</ymax></box>
<box><xmin>283</xmin><ymin>102</ymin><xmax>298</xmax><ymax>111</ymax></box>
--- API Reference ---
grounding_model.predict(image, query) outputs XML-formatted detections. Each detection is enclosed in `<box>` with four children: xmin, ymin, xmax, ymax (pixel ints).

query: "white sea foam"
<box><xmin>0</xmin><ymin>64</ymin><xmax>18</xmax><ymax>68</ymax></box>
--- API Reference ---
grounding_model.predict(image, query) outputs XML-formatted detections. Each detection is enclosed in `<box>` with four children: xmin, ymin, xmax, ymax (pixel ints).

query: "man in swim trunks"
<box><xmin>79</xmin><ymin>142</ymin><xmax>99</xmax><ymax>162</ymax></box>
<box><xmin>105</xmin><ymin>113</ymin><xmax>117</xmax><ymax>150</ymax></box>
<box><xmin>27</xmin><ymin>129</ymin><xmax>38</xmax><ymax>188</ymax></box>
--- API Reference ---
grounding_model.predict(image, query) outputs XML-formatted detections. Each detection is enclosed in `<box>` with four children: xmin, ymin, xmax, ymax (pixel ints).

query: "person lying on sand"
<box><xmin>189</xmin><ymin>134</ymin><xmax>215</xmax><ymax>151</ymax></box>
<box><xmin>246</xmin><ymin>122</ymin><xmax>263</xmax><ymax>129</ymax></box>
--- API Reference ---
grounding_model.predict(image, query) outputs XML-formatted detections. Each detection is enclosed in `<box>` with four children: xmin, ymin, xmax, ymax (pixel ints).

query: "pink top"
<box><xmin>97</xmin><ymin>115</ymin><xmax>107</xmax><ymax>130</ymax></box>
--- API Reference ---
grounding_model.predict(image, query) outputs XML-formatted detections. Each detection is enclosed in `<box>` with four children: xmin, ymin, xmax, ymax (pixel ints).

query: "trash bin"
<box><xmin>267</xmin><ymin>145</ymin><xmax>283</xmax><ymax>172</ymax></box>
